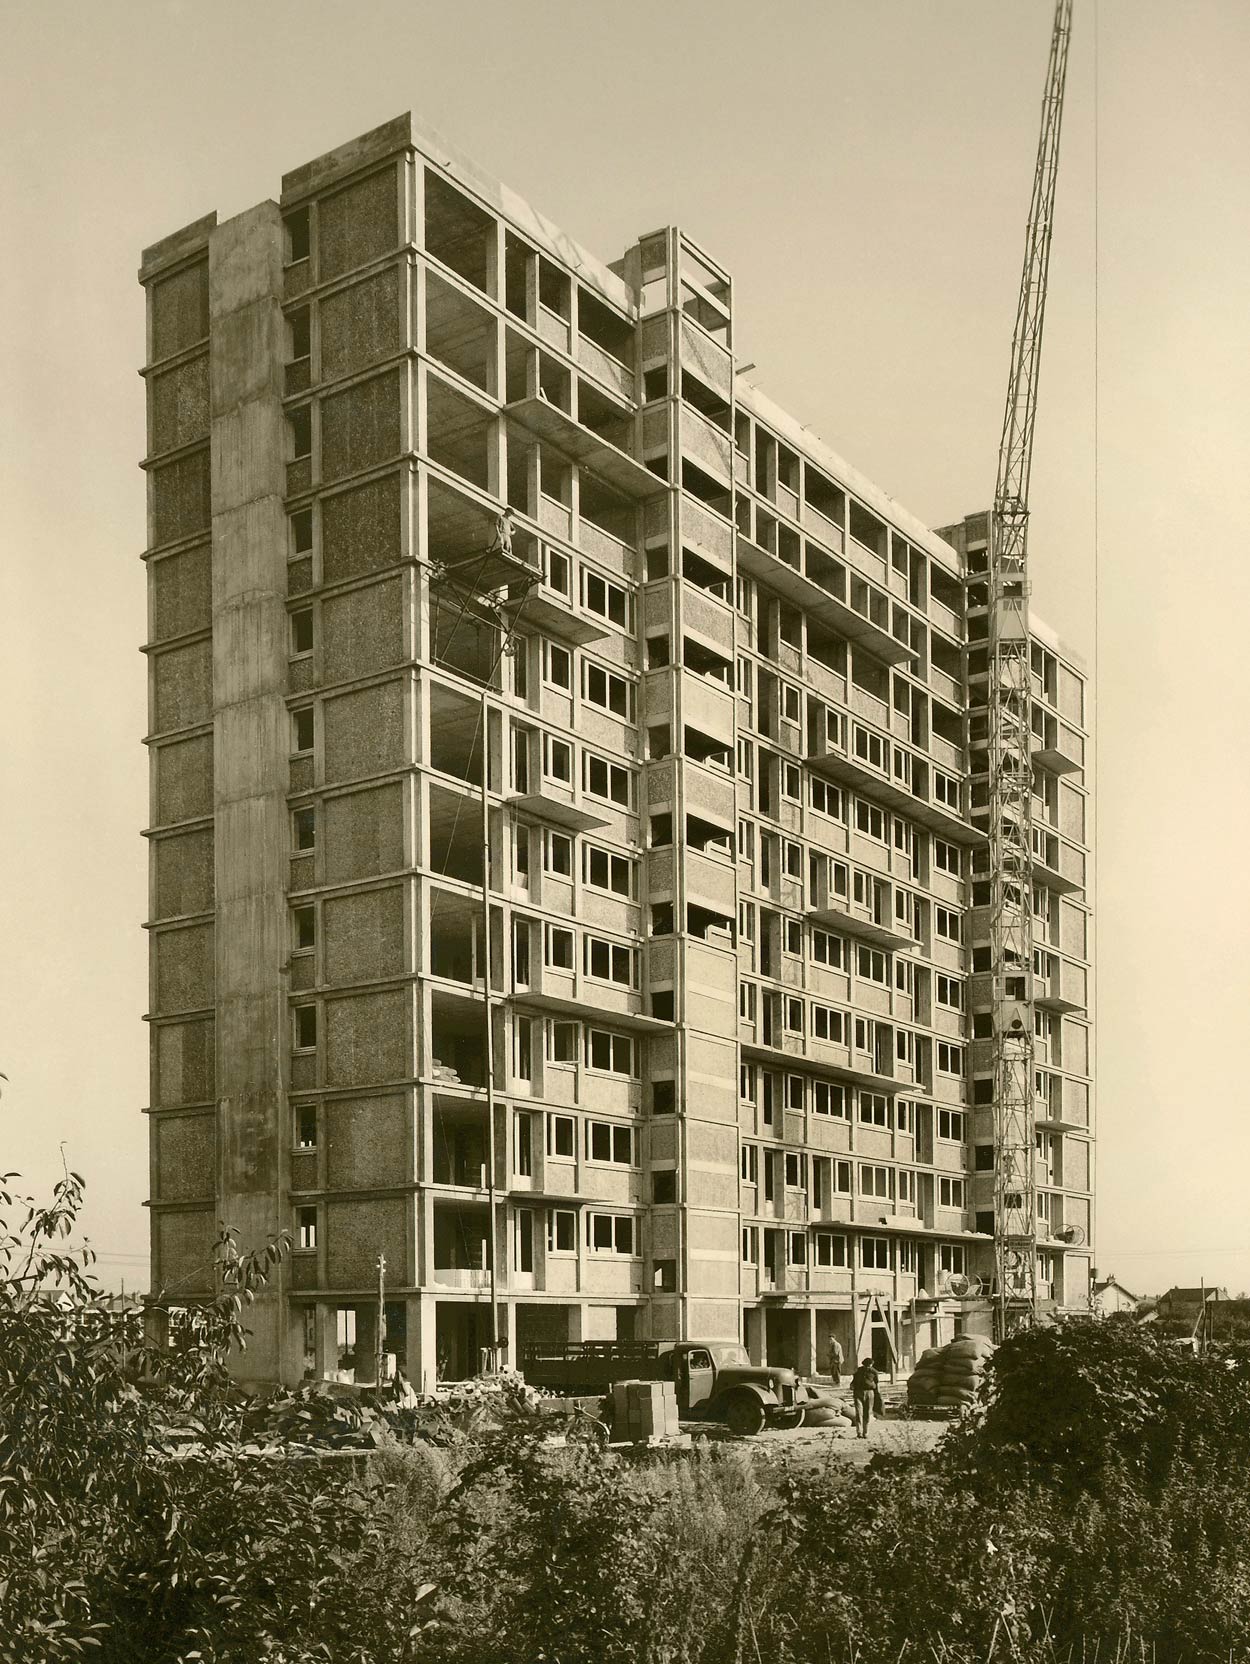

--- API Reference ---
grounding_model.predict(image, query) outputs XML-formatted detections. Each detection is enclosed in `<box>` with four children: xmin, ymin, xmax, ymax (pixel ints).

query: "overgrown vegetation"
<box><xmin>4</xmin><ymin>1171</ymin><xmax>1250</xmax><ymax>1663</ymax></box>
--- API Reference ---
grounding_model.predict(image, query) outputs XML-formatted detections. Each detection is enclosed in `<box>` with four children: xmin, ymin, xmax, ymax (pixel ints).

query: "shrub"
<box><xmin>954</xmin><ymin>1315</ymin><xmax>1250</xmax><ymax>1497</ymax></box>
<box><xmin>8</xmin><ymin>1172</ymin><xmax>1250</xmax><ymax>1664</ymax></box>
<box><xmin>0</xmin><ymin>1170</ymin><xmax>432</xmax><ymax>1664</ymax></box>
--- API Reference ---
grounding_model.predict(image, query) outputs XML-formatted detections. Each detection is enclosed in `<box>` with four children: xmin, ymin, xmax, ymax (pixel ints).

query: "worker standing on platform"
<box><xmin>491</xmin><ymin>507</ymin><xmax>514</xmax><ymax>559</ymax></box>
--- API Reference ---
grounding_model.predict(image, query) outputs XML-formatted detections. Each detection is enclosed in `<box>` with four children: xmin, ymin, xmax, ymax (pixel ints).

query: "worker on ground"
<box><xmin>850</xmin><ymin>1357</ymin><xmax>879</xmax><ymax>1439</ymax></box>
<box><xmin>828</xmin><ymin>1334</ymin><xmax>844</xmax><ymax>1386</ymax></box>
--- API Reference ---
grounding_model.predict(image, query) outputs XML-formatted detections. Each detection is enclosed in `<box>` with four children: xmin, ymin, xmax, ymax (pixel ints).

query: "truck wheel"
<box><xmin>773</xmin><ymin>1407</ymin><xmax>806</xmax><ymax>1431</ymax></box>
<box><xmin>725</xmin><ymin>1395</ymin><xmax>766</xmax><ymax>1437</ymax></box>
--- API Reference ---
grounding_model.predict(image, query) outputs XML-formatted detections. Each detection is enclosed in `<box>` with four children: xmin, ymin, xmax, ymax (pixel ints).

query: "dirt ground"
<box><xmin>676</xmin><ymin>1386</ymin><xmax>953</xmax><ymax>1469</ymax></box>
<box><xmin>747</xmin><ymin>1413</ymin><xmax>949</xmax><ymax>1468</ymax></box>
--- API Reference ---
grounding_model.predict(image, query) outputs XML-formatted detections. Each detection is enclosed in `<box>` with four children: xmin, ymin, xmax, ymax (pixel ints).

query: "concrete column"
<box><xmin>208</xmin><ymin>200</ymin><xmax>293</xmax><ymax>1384</ymax></box>
<box><xmin>414</xmin><ymin>1292</ymin><xmax>438</xmax><ymax>1392</ymax></box>
<box><xmin>500</xmin><ymin>1298</ymin><xmax>516</xmax><ymax>1370</ymax></box>
<box><xmin>744</xmin><ymin>1305</ymin><xmax>765</xmax><ymax>1366</ymax></box>
<box><xmin>796</xmin><ymin>1307</ymin><xmax>816</xmax><ymax>1377</ymax></box>
<box><xmin>314</xmin><ymin>1302</ymin><xmax>336</xmax><ymax>1382</ymax></box>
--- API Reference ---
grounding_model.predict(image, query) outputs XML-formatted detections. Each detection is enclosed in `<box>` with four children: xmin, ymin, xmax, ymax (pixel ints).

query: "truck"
<box><xmin>518</xmin><ymin>1338</ymin><xmax>831</xmax><ymax>1436</ymax></box>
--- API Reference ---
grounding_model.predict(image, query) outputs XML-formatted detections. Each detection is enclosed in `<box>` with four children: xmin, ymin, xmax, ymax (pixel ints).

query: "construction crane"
<box><xmin>987</xmin><ymin>0</ymin><xmax>1074</xmax><ymax>1341</ymax></box>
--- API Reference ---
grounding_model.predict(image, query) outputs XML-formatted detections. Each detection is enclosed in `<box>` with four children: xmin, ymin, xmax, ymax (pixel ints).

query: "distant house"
<box><xmin>1090</xmin><ymin>1274</ymin><xmax>1140</xmax><ymax>1317</ymax></box>
<box><xmin>1157</xmin><ymin>1285</ymin><xmax>1231</xmax><ymax>1320</ymax></box>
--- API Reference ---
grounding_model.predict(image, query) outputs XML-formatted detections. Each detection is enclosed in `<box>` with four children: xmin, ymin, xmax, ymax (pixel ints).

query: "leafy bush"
<box><xmin>6</xmin><ymin>1173</ymin><xmax>1250</xmax><ymax>1664</ymax></box>
<box><xmin>954</xmin><ymin>1315</ymin><xmax>1250</xmax><ymax>1495</ymax></box>
<box><xmin>0</xmin><ymin>1169</ymin><xmax>433</xmax><ymax>1663</ymax></box>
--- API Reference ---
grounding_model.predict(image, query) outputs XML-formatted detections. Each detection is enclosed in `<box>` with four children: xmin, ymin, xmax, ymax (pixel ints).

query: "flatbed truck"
<box><xmin>518</xmin><ymin>1338</ymin><xmax>832</xmax><ymax>1436</ymax></box>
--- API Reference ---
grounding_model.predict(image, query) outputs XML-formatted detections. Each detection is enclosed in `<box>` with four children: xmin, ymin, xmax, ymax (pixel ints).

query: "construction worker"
<box><xmin>827</xmin><ymin>1333</ymin><xmax>844</xmax><ymax>1386</ymax></box>
<box><xmin>491</xmin><ymin>508</ymin><xmax>515</xmax><ymax>560</ymax></box>
<box><xmin>850</xmin><ymin>1357</ymin><xmax>879</xmax><ymax>1439</ymax></box>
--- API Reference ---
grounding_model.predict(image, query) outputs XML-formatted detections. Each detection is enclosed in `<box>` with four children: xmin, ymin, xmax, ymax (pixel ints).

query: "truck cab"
<box><xmin>657</xmin><ymin>1341</ymin><xmax>802</xmax><ymax>1434</ymax></box>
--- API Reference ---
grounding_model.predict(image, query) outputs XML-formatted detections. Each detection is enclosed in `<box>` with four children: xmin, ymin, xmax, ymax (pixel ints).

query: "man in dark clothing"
<box><xmin>850</xmin><ymin>1358</ymin><xmax>879</xmax><ymax>1438</ymax></box>
<box><xmin>827</xmin><ymin>1334</ymin><xmax>844</xmax><ymax>1386</ymax></box>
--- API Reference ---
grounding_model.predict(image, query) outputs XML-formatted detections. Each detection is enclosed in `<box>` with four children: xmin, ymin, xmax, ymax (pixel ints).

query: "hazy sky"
<box><xmin>2</xmin><ymin>1</ymin><xmax>1247</xmax><ymax>1295</ymax></box>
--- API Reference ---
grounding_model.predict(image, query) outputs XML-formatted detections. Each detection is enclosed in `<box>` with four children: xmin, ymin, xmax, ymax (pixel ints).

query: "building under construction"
<box><xmin>139</xmin><ymin>110</ymin><xmax>1092</xmax><ymax>1388</ymax></box>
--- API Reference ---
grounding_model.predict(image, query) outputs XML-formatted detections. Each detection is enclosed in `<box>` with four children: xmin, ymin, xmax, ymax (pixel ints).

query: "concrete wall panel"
<box><xmin>150</xmin><ymin>449</ymin><xmax>211</xmax><ymax>546</ymax></box>
<box><xmin>324</xmin><ymin>987</ymin><xmax>410</xmax><ymax>1085</ymax></box>
<box><xmin>154</xmin><ymin>1113</ymin><xmax>215</xmax><ymax>1201</ymax></box>
<box><xmin>152</xmin><ymin>639</ymin><xmax>213</xmax><ymax>733</ymax></box>
<box><xmin>323</xmin><ymin>884</ymin><xmax>406</xmax><ymax>985</ymax></box>
<box><xmin>1065</xmin><ymin>1137</ymin><xmax>1090</xmax><ymax>1192</ymax></box>
<box><xmin>152</xmin><ymin>1017</ymin><xmax>215</xmax><ymax>1106</ymax></box>
<box><xmin>150</xmin><ymin>259</ymin><xmax>209</xmax><ymax>361</ymax></box>
<box><xmin>322</xmin><ymin>680</ymin><xmax>406</xmax><ymax>783</ymax></box>
<box><xmin>321</xmin><ymin>471</ymin><xmax>403</xmax><ymax>585</ymax></box>
<box><xmin>151</xmin><ymin>544</ymin><xmax>212</xmax><ymax>642</ymax></box>
<box><xmin>153</xmin><ymin>827</ymin><xmax>214</xmax><ymax>919</ymax></box>
<box><xmin>320</xmin><ymin>265</ymin><xmax>403</xmax><ymax>380</ymax></box>
<box><xmin>154</xmin><ymin>733</ymin><xmax>214</xmax><ymax>824</ymax></box>
<box><xmin>150</xmin><ymin>354</ymin><xmax>211</xmax><ymax>453</ymax></box>
<box><xmin>155</xmin><ymin>1209</ymin><xmax>215</xmax><ymax>1295</ymax></box>
<box><xmin>1059</xmin><ymin>900</ymin><xmax>1087</xmax><ymax>959</ymax></box>
<box><xmin>322</xmin><ymin>576</ymin><xmax>404</xmax><ymax>683</ymax></box>
<box><xmin>325</xmin><ymin>1195</ymin><xmax>407</xmax><ymax>1285</ymax></box>
<box><xmin>323</xmin><ymin>782</ymin><xmax>406</xmax><ymax>881</ymax></box>
<box><xmin>686</xmin><ymin>1212</ymin><xmax>737</xmax><ymax>1254</ymax></box>
<box><xmin>321</xmin><ymin>367</ymin><xmax>403</xmax><ymax>483</ymax></box>
<box><xmin>318</xmin><ymin>167</ymin><xmax>399</xmax><ymax>283</ymax></box>
<box><xmin>1059</xmin><ymin>781</ymin><xmax>1085</xmax><ymax>842</ymax></box>
<box><xmin>154</xmin><ymin>922</ymin><xmax>214</xmax><ymax>1012</ymax></box>
<box><xmin>687</xmin><ymin>1298</ymin><xmax>739</xmax><ymax>1340</ymax></box>
<box><xmin>325</xmin><ymin>1094</ymin><xmax>409</xmax><ymax>1189</ymax></box>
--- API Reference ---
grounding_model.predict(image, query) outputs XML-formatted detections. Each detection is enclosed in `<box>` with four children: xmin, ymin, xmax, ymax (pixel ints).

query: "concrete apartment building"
<box><xmin>140</xmin><ymin>113</ymin><xmax>1093</xmax><ymax>1388</ymax></box>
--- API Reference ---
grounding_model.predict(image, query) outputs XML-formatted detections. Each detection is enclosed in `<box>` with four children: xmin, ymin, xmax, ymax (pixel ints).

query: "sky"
<box><xmin>1</xmin><ymin>0</ymin><xmax>1247</xmax><ymax>1296</ymax></box>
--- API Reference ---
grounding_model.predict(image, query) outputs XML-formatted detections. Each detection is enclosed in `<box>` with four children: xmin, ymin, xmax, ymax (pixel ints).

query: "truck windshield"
<box><xmin>710</xmin><ymin>1344</ymin><xmax>752</xmax><ymax>1367</ymax></box>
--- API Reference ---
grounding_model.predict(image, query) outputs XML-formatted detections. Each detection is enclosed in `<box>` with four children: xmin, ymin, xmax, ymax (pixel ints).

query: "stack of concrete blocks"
<box><xmin>610</xmin><ymin>1379</ymin><xmax>683</xmax><ymax>1443</ymax></box>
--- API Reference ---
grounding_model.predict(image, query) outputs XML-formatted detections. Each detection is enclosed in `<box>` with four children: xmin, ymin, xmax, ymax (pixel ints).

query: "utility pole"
<box><xmin>427</xmin><ymin>507</ymin><xmax>538</xmax><ymax>1382</ymax></box>
<box><xmin>481</xmin><ymin>682</ymin><xmax>502</xmax><ymax>1376</ymax></box>
<box><xmin>988</xmin><ymin>0</ymin><xmax>1073</xmax><ymax>1342</ymax></box>
<box><xmin>375</xmin><ymin>1253</ymin><xmax>387</xmax><ymax>1386</ymax></box>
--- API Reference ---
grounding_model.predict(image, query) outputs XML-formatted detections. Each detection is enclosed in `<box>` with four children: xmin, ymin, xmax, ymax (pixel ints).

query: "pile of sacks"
<box><xmin>802</xmin><ymin>1394</ymin><xmax>856</xmax><ymax>1432</ymax></box>
<box><xmin>907</xmin><ymin>1334</ymin><xmax>993</xmax><ymax>1410</ymax></box>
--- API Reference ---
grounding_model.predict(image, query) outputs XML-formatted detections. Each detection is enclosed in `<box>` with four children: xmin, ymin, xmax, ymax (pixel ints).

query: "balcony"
<box><xmin>504</xmin><ymin>396</ymin><xmax>663</xmax><ymax>500</ymax></box>
<box><xmin>735</xmin><ymin>535</ymin><xmax>913</xmax><ymax>666</ymax></box>
<box><xmin>576</xmin><ymin>335</ymin><xmax>635</xmax><ymax>403</ymax></box>
<box><xmin>432</xmin><ymin>1098</ymin><xmax>488</xmax><ymax>1191</ymax></box>
<box><xmin>739</xmin><ymin>1039</ymin><xmax>898</xmax><ymax>1096</ymax></box>
<box><xmin>1031</xmin><ymin>854</ymin><xmax>1083</xmax><ymax>896</ymax></box>
<box><xmin>805</xmin><ymin>740</ymin><xmax>986</xmax><ymax>847</ymax></box>
<box><xmin>432</xmin><ymin>1198</ymin><xmax>491</xmax><ymax>1290</ymax></box>
<box><xmin>509</xmin><ymin>980</ymin><xmax>672</xmax><ymax>1034</ymax></box>
<box><xmin>433</xmin><ymin>1266</ymin><xmax>492</xmax><ymax>1291</ymax></box>
<box><xmin>805</xmin><ymin>899</ymin><xmax>910</xmax><ymax>952</ymax></box>
<box><xmin>507</xmin><ymin>792</ymin><xmax>611</xmax><ymax>834</ymax></box>
<box><xmin>502</xmin><ymin>584</ymin><xmax>608</xmax><ymax>648</ymax></box>
<box><xmin>1034</xmin><ymin>986</ymin><xmax>1086</xmax><ymax>1016</ymax></box>
<box><xmin>1032</xmin><ymin>742</ymin><xmax>1081</xmax><ymax>777</ymax></box>
<box><xmin>1034</xmin><ymin>1097</ymin><xmax>1087</xmax><ymax>1134</ymax></box>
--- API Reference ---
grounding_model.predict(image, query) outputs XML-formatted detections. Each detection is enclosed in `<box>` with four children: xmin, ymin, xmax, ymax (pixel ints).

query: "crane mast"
<box><xmin>988</xmin><ymin>0</ymin><xmax>1073</xmax><ymax>1341</ymax></box>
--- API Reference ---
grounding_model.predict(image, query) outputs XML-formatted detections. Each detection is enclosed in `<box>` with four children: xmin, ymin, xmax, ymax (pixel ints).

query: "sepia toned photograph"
<box><xmin>2</xmin><ymin>2</ymin><xmax>1248</xmax><ymax>1658</ymax></box>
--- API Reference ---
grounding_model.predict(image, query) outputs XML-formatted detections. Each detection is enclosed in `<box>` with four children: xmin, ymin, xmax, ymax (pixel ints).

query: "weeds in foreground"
<box><xmin>4</xmin><ymin>1172</ymin><xmax>1250</xmax><ymax>1663</ymax></box>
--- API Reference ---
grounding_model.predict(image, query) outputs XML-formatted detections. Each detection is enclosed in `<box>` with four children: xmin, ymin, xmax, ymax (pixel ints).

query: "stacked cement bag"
<box><xmin>907</xmin><ymin>1335</ymin><xmax>993</xmax><ymax>1410</ymax></box>
<box><xmin>804</xmin><ymin>1398</ymin><xmax>856</xmax><ymax>1432</ymax></box>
